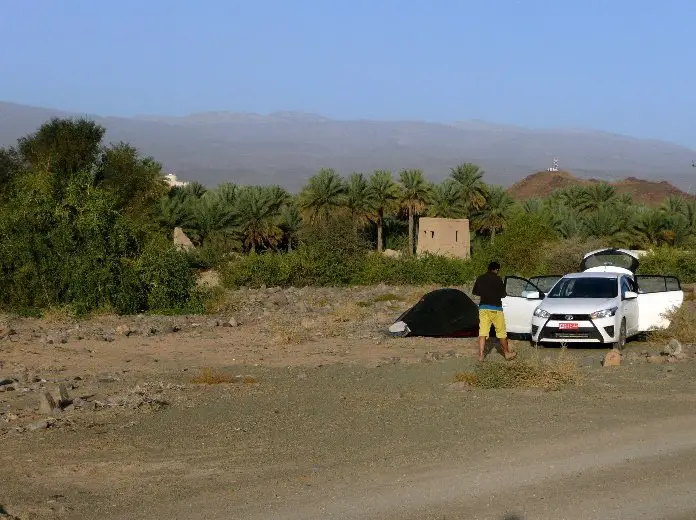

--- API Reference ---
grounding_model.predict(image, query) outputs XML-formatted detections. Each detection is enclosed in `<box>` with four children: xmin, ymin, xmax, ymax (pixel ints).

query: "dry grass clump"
<box><xmin>191</xmin><ymin>368</ymin><xmax>258</xmax><ymax>385</ymax></box>
<box><xmin>649</xmin><ymin>302</ymin><xmax>696</xmax><ymax>344</ymax></box>
<box><xmin>372</xmin><ymin>293</ymin><xmax>405</xmax><ymax>303</ymax></box>
<box><xmin>455</xmin><ymin>347</ymin><xmax>582</xmax><ymax>391</ymax></box>
<box><xmin>332</xmin><ymin>302</ymin><xmax>369</xmax><ymax>323</ymax></box>
<box><xmin>191</xmin><ymin>368</ymin><xmax>236</xmax><ymax>384</ymax></box>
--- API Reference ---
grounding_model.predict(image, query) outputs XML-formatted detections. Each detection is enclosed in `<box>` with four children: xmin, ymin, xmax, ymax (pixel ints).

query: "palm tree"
<box><xmin>298</xmin><ymin>168</ymin><xmax>346</xmax><ymax>223</ymax></box>
<box><xmin>280</xmin><ymin>202</ymin><xmax>302</xmax><ymax>252</ymax></box>
<box><xmin>582</xmin><ymin>182</ymin><xmax>616</xmax><ymax>212</ymax></box>
<box><xmin>473</xmin><ymin>185</ymin><xmax>514</xmax><ymax>243</ymax></box>
<box><xmin>367</xmin><ymin>170</ymin><xmax>401</xmax><ymax>252</ymax></box>
<box><xmin>345</xmin><ymin>172</ymin><xmax>375</xmax><ymax>231</ymax></box>
<box><xmin>399</xmin><ymin>169</ymin><xmax>431</xmax><ymax>255</ymax></box>
<box><xmin>235</xmin><ymin>186</ymin><xmax>284</xmax><ymax>252</ymax></box>
<box><xmin>156</xmin><ymin>193</ymin><xmax>196</xmax><ymax>230</ymax></box>
<box><xmin>552</xmin><ymin>209</ymin><xmax>583</xmax><ymax>239</ymax></box>
<box><xmin>429</xmin><ymin>180</ymin><xmax>466</xmax><ymax>218</ymax></box>
<box><xmin>450</xmin><ymin>163</ymin><xmax>487</xmax><ymax>215</ymax></box>
<box><xmin>187</xmin><ymin>190</ymin><xmax>236</xmax><ymax>246</ymax></box>
<box><xmin>522</xmin><ymin>198</ymin><xmax>544</xmax><ymax>215</ymax></box>
<box><xmin>633</xmin><ymin>208</ymin><xmax>668</xmax><ymax>247</ymax></box>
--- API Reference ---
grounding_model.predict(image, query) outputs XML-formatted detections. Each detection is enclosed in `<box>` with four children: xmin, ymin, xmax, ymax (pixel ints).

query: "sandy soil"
<box><xmin>1</xmin><ymin>285</ymin><xmax>695</xmax><ymax>520</ymax></box>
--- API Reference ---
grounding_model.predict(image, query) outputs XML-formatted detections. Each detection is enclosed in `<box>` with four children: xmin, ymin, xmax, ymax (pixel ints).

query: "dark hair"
<box><xmin>488</xmin><ymin>261</ymin><xmax>501</xmax><ymax>271</ymax></box>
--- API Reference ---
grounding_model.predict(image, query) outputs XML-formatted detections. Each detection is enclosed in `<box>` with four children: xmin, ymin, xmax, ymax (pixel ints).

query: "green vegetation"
<box><xmin>1</xmin><ymin>117</ymin><xmax>694</xmax><ymax>315</ymax></box>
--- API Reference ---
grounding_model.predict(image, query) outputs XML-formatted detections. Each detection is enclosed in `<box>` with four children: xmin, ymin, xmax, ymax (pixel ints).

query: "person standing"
<box><xmin>472</xmin><ymin>261</ymin><xmax>516</xmax><ymax>362</ymax></box>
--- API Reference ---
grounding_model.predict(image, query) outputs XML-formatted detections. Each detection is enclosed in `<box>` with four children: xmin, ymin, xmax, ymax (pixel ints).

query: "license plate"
<box><xmin>559</xmin><ymin>322</ymin><xmax>579</xmax><ymax>330</ymax></box>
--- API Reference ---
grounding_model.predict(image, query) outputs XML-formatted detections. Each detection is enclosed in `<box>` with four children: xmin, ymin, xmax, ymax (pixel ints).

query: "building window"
<box><xmin>455</xmin><ymin>230</ymin><xmax>458</xmax><ymax>242</ymax></box>
<box><xmin>430</xmin><ymin>231</ymin><xmax>435</xmax><ymax>239</ymax></box>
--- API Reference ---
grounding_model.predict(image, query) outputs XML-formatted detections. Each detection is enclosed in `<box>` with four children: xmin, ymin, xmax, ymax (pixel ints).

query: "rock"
<box><xmin>5</xmin><ymin>412</ymin><xmax>18</xmax><ymax>421</ymax></box>
<box><xmin>222</xmin><ymin>317</ymin><xmax>238</xmax><ymax>328</ymax></box>
<box><xmin>173</xmin><ymin>227</ymin><xmax>194</xmax><ymax>251</ymax></box>
<box><xmin>26</xmin><ymin>419</ymin><xmax>52</xmax><ymax>431</ymax></box>
<box><xmin>58</xmin><ymin>383</ymin><xmax>72</xmax><ymax>408</ymax></box>
<box><xmin>422</xmin><ymin>351</ymin><xmax>444</xmax><ymax>362</ymax></box>
<box><xmin>98</xmin><ymin>375</ymin><xmax>119</xmax><ymax>383</ymax></box>
<box><xmin>602</xmin><ymin>349</ymin><xmax>622</xmax><ymax>367</ymax></box>
<box><xmin>39</xmin><ymin>392</ymin><xmax>58</xmax><ymax>414</ymax></box>
<box><xmin>662</xmin><ymin>339</ymin><xmax>683</xmax><ymax>356</ymax></box>
<box><xmin>0</xmin><ymin>378</ymin><xmax>14</xmax><ymax>386</ymax></box>
<box><xmin>647</xmin><ymin>355</ymin><xmax>667</xmax><ymax>365</ymax></box>
<box><xmin>115</xmin><ymin>324</ymin><xmax>131</xmax><ymax>336</ymax></box>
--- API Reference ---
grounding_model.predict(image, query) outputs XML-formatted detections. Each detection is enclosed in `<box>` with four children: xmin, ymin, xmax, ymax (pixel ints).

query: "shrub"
<box><xmin>638</xmin><ymin>247</ymin><xmax>696</xmax><ymax>283</ymax></box>
<box><xmin>456</xmin><ymin>350</ymin><xmax>581</xmax><ymax>391</ymax></box>
<box><xmin>473</xmin><ymin>213</ymin><xmax>557</xmax><ymax>278</ymax></box>
<box><xmin>648</xmin><ymin>302</ymin><xmax>696</xmax><ymax>344</ymax></box>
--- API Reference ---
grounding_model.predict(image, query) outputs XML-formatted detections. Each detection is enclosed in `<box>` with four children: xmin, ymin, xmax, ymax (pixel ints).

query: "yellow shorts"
<box><xmin>479</xmin><ymin>309</ymin><xmax>507</xmax><ymax>339</ymax></box>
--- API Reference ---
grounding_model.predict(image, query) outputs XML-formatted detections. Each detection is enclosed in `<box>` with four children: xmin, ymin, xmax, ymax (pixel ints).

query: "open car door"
<box><xmin>635</xmin><ymin>275</ymin><xmax>684</xmax><ymax>332</ymax></box>
<box><xmin>529</xmin><ymin>275</ymin><xmax>563</xmax><ymax>294</ymax></box>
<box><xmin>502</xmin><ymin>276</ymin><xmax>545</xmax><ymax>335</ymax></box>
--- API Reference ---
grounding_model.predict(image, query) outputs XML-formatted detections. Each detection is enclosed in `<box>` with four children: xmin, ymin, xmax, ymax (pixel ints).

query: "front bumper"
<box><xmin>531</xmin><ymin>315</ymin><xmax>618</xmax><ymax>344</ymax></box>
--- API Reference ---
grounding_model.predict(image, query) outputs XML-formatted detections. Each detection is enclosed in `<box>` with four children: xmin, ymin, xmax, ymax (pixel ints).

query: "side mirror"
<box><xmin>624</xmin><ymin>291</ymin><xmax>638</xmax><ymax>300</ymax></box>
<box><xmin>525</xmin><ymin>291</ymin><xmax>541</xmax><ymax>300</ymax></box>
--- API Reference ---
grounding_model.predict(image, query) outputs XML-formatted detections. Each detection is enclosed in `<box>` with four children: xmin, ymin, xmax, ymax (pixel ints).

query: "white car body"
<box><xmin>502</xmin><ymin>248</ymin><xmax>684</xmax><ymax>347</ymax></box>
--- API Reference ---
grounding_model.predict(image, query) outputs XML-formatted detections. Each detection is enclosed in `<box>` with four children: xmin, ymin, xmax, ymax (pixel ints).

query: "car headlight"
<box><xmin>533</xmin><ymin>307</ymin><xmax>550</xmax><ymax>318</ymax></box>
<box><xmin>590</xmin><ymin>307</ymin><xmax>618</xmax><ymax>319</ymax></box>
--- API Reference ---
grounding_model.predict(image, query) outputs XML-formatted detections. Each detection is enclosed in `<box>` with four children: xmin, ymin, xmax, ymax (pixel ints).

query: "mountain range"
<box><xmin>1</xmin><ymin>101</ymin><xmax>694</xmax><ymax>192</ymax></box>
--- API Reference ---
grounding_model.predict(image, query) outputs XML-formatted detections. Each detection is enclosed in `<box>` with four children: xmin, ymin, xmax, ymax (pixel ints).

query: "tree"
<box><xmin>399</xmin><ymin>169</ymin><xmax>431</xmax><ymax>255</ymax></box>
<box><xmin>17</xmin><ymin>117</ymin><xmax>104</xmax><ymax>178</ymax></box>
<box><xmin>235</xmin><ymin>186</ymin><xmax>284</xmax><ymax>252</ymax></box>
<box><xmin>345</xmin><ymin>172</ymin><xmax>375</xmax><ymax>230</ymax></box>
<box><xmin>367</xmin><ymin>170</ymin><xmax>401</xmax><ymax>252</ymax></box>
<box><xmin>582</xmin><ymin>182</ymin><xmax>616</xmax><ymax>212</ymax></box>
<box><xmin>429</xmin><ymin>180</ymin><xmax>466</xmax><ymax>218</ymax></box>
<box><xmin>95</xmin><ymin>143</ymin><xmax>168</xmax><ymax>222</ymax></box>
<box><xmin>473</xmin><ymin>186</ymin><xmax>514</xmax><ymax>243</ymax></box>
<box><xmin>450</xmin><ymin>163</ymin><xmax>487</xmax><ymax>215</ymax></box>
<box><xmin>280</xmin><ymin>202</ymin><xmax>302</xmax><ymax>252</ymax></box>
<box><xmin>298</xmin><ymin>168</ymin><xmax>346</xmax><ymax>223</ymax></box>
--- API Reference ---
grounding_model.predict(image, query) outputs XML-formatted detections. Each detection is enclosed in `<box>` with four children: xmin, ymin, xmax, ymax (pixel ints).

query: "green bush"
<box><xmin>638</xmin><ymin>248</ymin><xmax>696</xmax><ymax>283</ymax></box>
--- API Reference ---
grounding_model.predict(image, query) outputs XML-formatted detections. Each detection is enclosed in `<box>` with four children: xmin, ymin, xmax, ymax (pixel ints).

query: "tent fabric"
<box><xmin>391</xmin><ymin>288</ymin><xmax>482</xmax><ymax>338</ymax></box>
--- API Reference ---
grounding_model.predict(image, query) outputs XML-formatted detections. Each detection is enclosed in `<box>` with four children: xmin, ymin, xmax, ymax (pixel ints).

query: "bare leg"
<box><xmin>478</xmin><ymin>336</ymin><xmax>486</xmax><ymax>361</ymax></box>
<box><xmin>500</xmin><ymin>337</ymin><xmax>516</xmax><ymax>360</ymax></box>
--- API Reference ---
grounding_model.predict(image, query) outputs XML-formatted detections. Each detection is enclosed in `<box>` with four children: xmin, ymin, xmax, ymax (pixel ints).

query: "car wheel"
<box><xmin>613</xmin><ymin>319</ymin><xmax>627</xmax><ymax>351</ymax></box>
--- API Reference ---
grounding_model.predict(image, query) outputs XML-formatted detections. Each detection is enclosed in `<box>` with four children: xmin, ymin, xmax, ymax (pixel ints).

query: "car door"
<box><xmin>502</xmin><ymin>276</ymin><xmax>545</xmax><ymax>334</ymax></box>
<box><xmin>620</xmin><ymin>276</ymin><xmax>639</xmax><ymax>335</ymax></box>
<box><xmin>529</xmin><ymin>275</ymin><xmax>563</xmax><ymax>294</ymax></box>
<box><xmin>635</xmin><ymin>275</ymin><xmax>684</xmax><ymax>332</ymax></box>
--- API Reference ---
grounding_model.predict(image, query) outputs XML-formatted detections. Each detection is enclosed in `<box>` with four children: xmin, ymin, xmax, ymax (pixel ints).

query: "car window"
<box><xmin>620</xmin><ymin>277</ymin><xmax>632</xmax><ymax>298</ymax></box>
<box><xmin>505</xmin><ymin>277</ymin><xmax>541</xmax><ymax>298</ymax></box>
<box><xmin>548</xmin><ymin>277</ymin><xmax>618</xmax><ymax>299</ymax></box>
<box><xmin>636</xmin><ymin>276</ymin><xmax>667</xmax><ymax>293</ymax></box>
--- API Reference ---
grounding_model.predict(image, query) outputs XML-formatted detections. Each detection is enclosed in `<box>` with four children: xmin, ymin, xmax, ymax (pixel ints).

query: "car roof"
<box><xmin>562</xmin><ymin>272</ymin><xmax>621</xmax><ymax>280</ymax></box>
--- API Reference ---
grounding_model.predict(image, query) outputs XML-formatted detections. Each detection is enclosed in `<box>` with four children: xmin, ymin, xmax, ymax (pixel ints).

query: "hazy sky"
<box><xmin>1</xmin><ymin>0</ymin><xmax>694</xmax><ymax>148</ymax></box>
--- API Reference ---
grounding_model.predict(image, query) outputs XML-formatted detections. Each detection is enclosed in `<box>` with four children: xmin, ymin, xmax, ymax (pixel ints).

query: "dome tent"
<box><xmin>388</xmin><ymin>288</ymin><xmax>485</xmax><ymax>338</ymax></box>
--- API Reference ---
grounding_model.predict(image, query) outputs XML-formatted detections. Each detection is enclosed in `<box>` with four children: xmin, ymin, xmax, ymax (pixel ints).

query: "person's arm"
<box><xmin>499</xmin><ymin>277</ymin><xmax>507</xmax><ymax>298</ymax></box>
<box><xmin>472</xmin><ymin>277</ymin><xmax>480</xmax><ymax>297</ymax></box>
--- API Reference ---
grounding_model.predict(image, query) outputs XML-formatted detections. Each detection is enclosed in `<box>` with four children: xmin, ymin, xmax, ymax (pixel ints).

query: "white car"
<box><xmin>502</xmin><ymin>248</ymin><xmax>684</xmax><ymax>349</ymax></box>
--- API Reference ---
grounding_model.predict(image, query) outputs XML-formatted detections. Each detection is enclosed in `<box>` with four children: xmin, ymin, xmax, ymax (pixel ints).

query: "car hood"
<box><xmin>539</xmin><ymin>298</ymin><xmax>617</xmax><ymax>315</ymax></box>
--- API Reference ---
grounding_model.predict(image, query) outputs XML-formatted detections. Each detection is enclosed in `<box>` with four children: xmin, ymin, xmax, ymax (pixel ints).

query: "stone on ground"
<box><xmin>602</xmin><ymin>349</ymin><xmax>622</xmax><ymax>367</ymax></box>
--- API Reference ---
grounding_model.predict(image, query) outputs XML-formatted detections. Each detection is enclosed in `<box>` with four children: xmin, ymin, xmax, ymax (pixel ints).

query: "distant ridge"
<box><xmin>507</xmin><ymin>170</ymin><xmax>695</xmax><ymax>206</ymax></box>
<box><xmin>1</xmin><ymin>101</ymin><xmax>695</xmax><ymax>192</ymax></box>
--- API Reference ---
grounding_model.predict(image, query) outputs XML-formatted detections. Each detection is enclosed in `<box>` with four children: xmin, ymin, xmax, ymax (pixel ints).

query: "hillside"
<box><xmin>507</xmin><ymin>170</ymin><xmax>695</xmax><ymax>205</ymax></box>
<box><xmin>1</xmin><ymin>101</ymin><xmax>695</xmax><ymax>191</ymax></box>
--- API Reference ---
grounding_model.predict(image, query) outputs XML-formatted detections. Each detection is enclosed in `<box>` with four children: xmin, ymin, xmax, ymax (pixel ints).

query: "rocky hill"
<box><xmin>507</xmin><ymin>171</ymin><xmax>695</xmax><ymax>205</ymax></box>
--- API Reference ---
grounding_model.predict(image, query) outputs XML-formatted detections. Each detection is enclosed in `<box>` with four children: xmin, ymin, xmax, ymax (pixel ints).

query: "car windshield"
<box><xmin>547</xmin><ymin>277</ymin><xmax>618</xmax><ymax>299</ymax></box>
